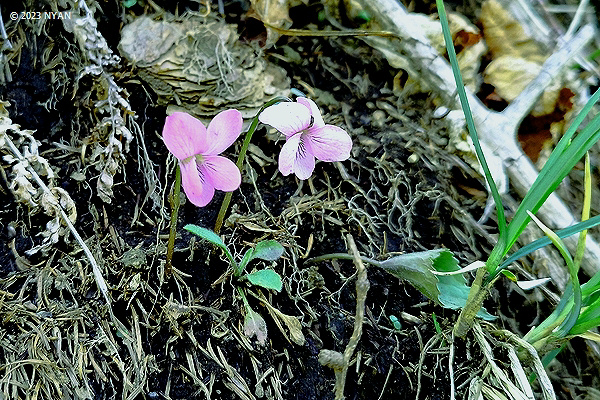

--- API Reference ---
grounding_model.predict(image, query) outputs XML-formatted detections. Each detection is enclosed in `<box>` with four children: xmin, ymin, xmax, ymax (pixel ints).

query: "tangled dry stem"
<box><xmin>318</xmin><ymin>234</ymin><xmax>370</xmax><ymax>400</ymax></box>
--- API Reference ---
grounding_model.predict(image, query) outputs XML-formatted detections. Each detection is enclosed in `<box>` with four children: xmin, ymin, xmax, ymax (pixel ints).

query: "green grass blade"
<box><xmin>569</xmin><ymin>294</ymin><xmax>600</xmax><ymax>334</ymax></box>
<box><xmin>527</xmin><ymin>212</ymin><xmax>582</xmax><ymax>337</ymax></box>
<box><xmin>499</xmin><ymin>214</ymin><xmax>600</xmax><ymax>270</ymax></box>
<box><xmin>574</xmin><ymin>153</ymin><xmax>592</xmax><ymax>268</ymax></box>
<box><xmin>582</xmin><ymin>271</ymin><xmax>600</xmax><ymax>297</ymax></box>
<box><xmin>504</xmin><ymin>89</ymin><xmax>600</xmax><ymax>254</ymax></box>
<box><xmin>436</xmin><ymin>0</ymin><xmax>507</xmax><ymax>248</ymax></box>
<box><xmin>524</xmin><ymin>283</ymin><xmax>573</xmax><ymax>344</ymax></box>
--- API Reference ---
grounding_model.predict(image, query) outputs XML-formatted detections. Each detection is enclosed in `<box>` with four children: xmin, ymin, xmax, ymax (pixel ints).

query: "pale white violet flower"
<box><xmin>259</xmin><ymin>98</ymin><xmax>352</xmax><ymax>180</ymax></box>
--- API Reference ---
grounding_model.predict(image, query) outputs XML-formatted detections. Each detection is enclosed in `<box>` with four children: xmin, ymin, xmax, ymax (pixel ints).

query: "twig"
<box><xmin>564</xmin><ymin>0</ymin><xmax>590</xmax><ymax>40</ymax></box>
<box><xmin>318</xmin><ymin>234</ymin><xmax>370</xmax><ymax>400</ymax></box>
<box><xmin>506</xmin><ymin>0</ymin><xmax>600</xmax><ymax>77</ymax></box>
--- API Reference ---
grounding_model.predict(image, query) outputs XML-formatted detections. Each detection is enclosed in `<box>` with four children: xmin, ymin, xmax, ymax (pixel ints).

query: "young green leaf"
<box><xmin>569</xmin><ymin>294</ymin><xmax>600</xmax><ymax>334</ymax></box>
<box><xmin>389</xmin><ymin>315</ymin><xmax>402</xmax><ymax>330</ymax></box>
<box><xmin>501</xmin><ymin>270</ymin><xmax>518</xmax><ymax>282</ymax></box>
<box><xmin>245</xmin><ymin>270</ymin><xmax>283</xmax><ymax>292</ymax></box>
<box><xmin>236</xmin><ymin>241</ymin><xmax>284</xmax><ymax>277</ymax></box>
<box><xmin>184</xmin><ymin>224</ymin><xmax>236</xmax><ymax>266</ymax></box>
<box><xmin>574</xmin><ymin>153</ymin><xmax>592</xmax><ymax>269</ymax></box>
<box><xmin>432</xmin><ymin>313</ymin><xmax>442</xmax><ymax>335</ymax></box>
<box><xmin>237</xmin><ymin>249</ymin><xmax>254</xmax><ymax>277</ymax></box>
<box><xmin>252</xmin><ymin>240</ymin><xmax>285</xmax><ymax>261</ymax></box>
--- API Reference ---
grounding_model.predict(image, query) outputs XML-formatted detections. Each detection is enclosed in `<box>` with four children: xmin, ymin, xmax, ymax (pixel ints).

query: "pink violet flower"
<box><xmin>259</xmin><ymin>97</ymin><xmax>352</xmax><ymax>180</ymax></box>
<box><xmin>163</xmin><ymin>110</ymin><xmax>243</xmax><ymax>207</ymax></box>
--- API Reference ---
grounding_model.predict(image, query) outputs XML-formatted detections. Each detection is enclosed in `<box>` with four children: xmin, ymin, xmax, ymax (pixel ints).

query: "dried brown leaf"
<box><xmin>480</xmin><ymin>0</ymin><xmax>546</xmax><ymax>62</ymax></box>
<box><xmin>243</xmin><ymin>309</ymin><xmax>268</xmax><ymax>345</ymax></box>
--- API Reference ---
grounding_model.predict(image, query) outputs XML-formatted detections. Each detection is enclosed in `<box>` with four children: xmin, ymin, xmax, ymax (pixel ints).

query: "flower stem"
<box><xmin>165</xmin><ymin>164</ymin><xmax>181</xmax><ymax>277</ymax></box>
<box><xmin>214</xmin><ymin>96</ymin><xmax>292</xmax><ymax>233</ymax></box>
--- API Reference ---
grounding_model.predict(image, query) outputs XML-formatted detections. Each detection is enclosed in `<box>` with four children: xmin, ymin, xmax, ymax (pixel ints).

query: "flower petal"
<box><xmin>259</xmin><ymin>102</ymin><xmax>312</xmax><ymax>137</ymax></box>
<box><xmin>305</xmin><ymin>125</ymin><xmax>352</xmax><ymax>161</ymax></box>
<box><xmin>163</xmin><ymin>112</ymin><xmax>207</xmax><ymax>160</ymax></box>
<box><xmin>278</xmin><ymin>133</ymin><xmax>300</xmax><ymax>176</ymax></box>
<box><xmin>296</xmin><ymin>97</ymin><xmax>324</xmax><ymax>128</ymax></box>
<box><xmin>179</xmin><ymin>159</ymin><xmax>215</xmax><ymax>207</ymax></box>
<box><xmin>200</xmin><ymin>155</ymin><xmax>241</xmax><ymax>192</ymax></box>
<box><xmin>294</xmin><ymin>147</ymin><xmax>316</xmax><ymax>180</ymax></box>
<box><xmin>204</xmin><ymin>109</ymin><xmax>243</xmax><ymax>155</ymax></box>
<box><xmin>278</xmin><ymin>133</ymin><xmax>315</xmax><ymax>180</ymax></box>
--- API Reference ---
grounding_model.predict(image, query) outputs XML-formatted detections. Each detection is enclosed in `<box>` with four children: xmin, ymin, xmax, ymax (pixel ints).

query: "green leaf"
<box><xmin>574</xmin><ymin>153</ymin><xmax>591</xmax><ymax>269</ymax></box>
<box><xmin>184</xmin><ymin>224</ymin><xmax>225</xmax><ymax>248</ymax></box>
<box><xmin>432</xmin><ymin>313</ymin><xmax>442</xmax><ymax>334</ymax></box>
<box><xmin>237</xmin><ymin>249</ymin><xmax>254</xmax><ymax>277</ymax></box>
<box><xmin>252</xmin><ymin>240</ymin><xmax>285</xmax><ymax>261</ymax></box>
<box><xmin>436</xmin><ymin>0</ymin><xmax>507</xmax><ymax>247</ymax></box>
<box><xmin>504</xmin><ymin>90</ymin><xmax>600</xmax><ymax>257</ymax></box>
<box><xmin>570</xmin><ymin>293</ymin><xmax>600</xmax><ymax>334</ymax></box>
<box><xmin>501</xmin><ymin>270</ymin><xmax>518</xmax><ymax>282</ymax></box>
<box><xmin>236</xmin><ymin>240</ymin><xmax>284</xmax><ymax>276</ymax></box>
<box><xmin>184</xmin><ymin>224</ymin><xmax>235</xmax><ymax>266</ymax></box>
<box><xmin>527</xmin><ymin>211</ymin><xmax>581</xmax><ymax>337</ymax></box>
<box><xmin>432</xmin><ymin>250</ymin><xmax>466</xmax><ymax>309</ymax></box>
<box><xmin>378</xmin><ymin>250</ymin><xmax>441</xmax><ymax>302</ymax></box>
<box><xmin>245</xmin><ymin>270</ymin><xmax>283</xmax><ymax>292</ymax></box>
<box><xmin>499</xmin><ymin>214</ymin><xmax>600</xmax><ymax>272</ymax></box>
<box><xmin>377</xmin><ymin>249</ymin><xmax>495</xmax><ymax>320</ymax></box>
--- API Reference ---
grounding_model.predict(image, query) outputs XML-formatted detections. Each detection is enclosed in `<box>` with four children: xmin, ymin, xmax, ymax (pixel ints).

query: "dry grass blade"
<box><xmin>492</xmin><ymin>329</ymin><xmax>556</xmax><ymax>400</ymax></box>
<box><xmin>472</xmin><ymin>323</ymin><xmax>533</xmax><ymax>400</ymax></box>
